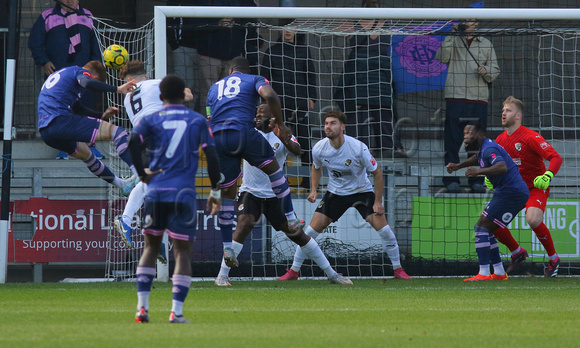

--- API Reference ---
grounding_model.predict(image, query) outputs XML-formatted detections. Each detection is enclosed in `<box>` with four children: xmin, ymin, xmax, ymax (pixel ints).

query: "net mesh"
<box><xmin>97</xmin><ymin>11</ymin><xmax>580</xmax><ymax>279</ymax></box>
<box><xmin>91</xmin><ymin>17</ymin><xmax>155</xmax><ymax>280</ymax></box>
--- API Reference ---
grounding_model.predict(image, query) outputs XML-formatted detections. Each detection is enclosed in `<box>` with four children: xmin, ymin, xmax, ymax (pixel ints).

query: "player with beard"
<box><xmin>447</xmin><ymin>121</ymin><xmax>529</xmax><ymax>281</ymax></box>
<box><xmin>214</xmin><ymin>105</ymin><xmax>352</xmax><ymax>286</ymax></box>
<box><xmin>277</xmin><ymin>110</ymin><xmax>411</xmax><ymax>281</ymax></box>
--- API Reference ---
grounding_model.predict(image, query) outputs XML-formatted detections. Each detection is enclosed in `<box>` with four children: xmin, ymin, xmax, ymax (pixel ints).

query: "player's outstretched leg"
<box><xmin>376</xmin><ymin>225</ymin><xmax>411</xmax><ymax>279</ymax></box>
<box><xmin>277</xmin><ymin>225</ymin><xmax>352</xmax><ymax>284</ymax></box>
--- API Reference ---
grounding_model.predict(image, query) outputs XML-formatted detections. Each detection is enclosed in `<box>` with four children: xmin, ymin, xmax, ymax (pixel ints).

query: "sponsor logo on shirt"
<box><xmin>540</xmin><ymin>142</ymin><xmax>549</xmax><ymax>150</ymax></box>
<box><xmin>513</xmin><ymin>158</ymin><xmax>521</xmax><ymax>165</ymax></box>
<box><xmin>370</xmin><ymin>157</ymin><xmax>376</xmax><ymax>166</ymax></box>
<box><xmin>515</xmin><ymin>142</ymin><xmax>521</xmax><ymax>151</ymax></box>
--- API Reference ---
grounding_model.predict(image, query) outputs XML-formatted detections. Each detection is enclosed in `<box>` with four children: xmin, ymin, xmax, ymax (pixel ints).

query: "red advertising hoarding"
<box><xmin>8</xmin><ymin>197</ymin><xmax>111</xmax><ymax>263</ymax></box>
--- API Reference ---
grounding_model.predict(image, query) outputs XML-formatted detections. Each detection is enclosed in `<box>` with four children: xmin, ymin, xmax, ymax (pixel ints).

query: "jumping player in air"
<box><xmin>206</xmin><ymin>56</ymin><xmax>306</xmax><ymax>268</ymax></box>
<box><xmin>114</xmin><ymin>60</ymin><xmax>193</xmax><ymax>254</ymax></box>
<box><xmin>130</xmin><ymin>74</ymin><xmax>221</xmax><ymax>324</ymax></box>
<box><xmin>489</xmin><ymin>96</ymin><xmax>563</xmax><ymax>277</ymax></box>
<box><xmin>37</xmin><ymin>60</ymin><xmax>138</xmax><ymax>196</ymax></box>
<box><xmin>214</xmin><ymin>105</ymin><xmax>352</xmax><ymax>286</ymax></box>
<box><xmin>277</xmin><ymin>110</ymin><xmax>411</xmax><ymax>281</ymax></box>
<box><xmin>447</xmin><ymin>121</ymin><xmax>529</xmax><ymax>281</ymax></box>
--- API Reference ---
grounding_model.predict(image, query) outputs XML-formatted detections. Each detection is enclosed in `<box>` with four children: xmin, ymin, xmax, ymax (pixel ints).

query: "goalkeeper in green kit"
<box><xmin>485</xmin><ymin>96</ymin><xmax>563</xmax><ymax>277</ymax></box>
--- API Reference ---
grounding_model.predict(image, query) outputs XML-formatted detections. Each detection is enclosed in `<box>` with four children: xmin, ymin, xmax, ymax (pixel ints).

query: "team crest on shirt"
<box><xmin>514</xmin><ymin>143</ymin><xmax>521</xmax><ymax>151</ymax></box>
<box><xmin>345</xmin><ymin>159</ymin><xmax>352</xmax><ymax>166</ymax></box>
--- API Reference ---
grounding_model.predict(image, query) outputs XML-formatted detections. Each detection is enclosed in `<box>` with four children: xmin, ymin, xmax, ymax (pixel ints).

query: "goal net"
<box><xmin>98</xmin><ymin>6</ymin><xmax>578</xmax><ymax>280</ymax></box>
<box><xmin>90</xmin><ymin>18</ymin><xmax>165</xmax><ymax>280</ymax></box>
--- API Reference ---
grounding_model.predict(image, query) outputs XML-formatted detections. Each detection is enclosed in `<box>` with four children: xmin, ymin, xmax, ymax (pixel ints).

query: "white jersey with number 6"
<box><xmin>312</xmin><ymin>134</ymin><xmax>377</xmax><ymax>196</ymax></box>
<box><xmin>124</xmin><ymin>79</ymin><xmax>162</xmax><ymax>126</ymax></box>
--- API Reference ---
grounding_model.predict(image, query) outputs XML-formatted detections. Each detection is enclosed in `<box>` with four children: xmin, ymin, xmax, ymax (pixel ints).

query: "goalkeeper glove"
<box><xmin>533</xmin><ymin>171</ymin><xmax>554</xmax><ymax>190</ymax></box>
<box><xmin>484</xmin><ymin>176</ymin><xmax>494</xmax><ymax>190</ymax></box>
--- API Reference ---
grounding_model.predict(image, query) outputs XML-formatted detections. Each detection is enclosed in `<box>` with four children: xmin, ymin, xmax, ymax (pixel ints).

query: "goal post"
<box><xmin>142</xmin><ymin>6</ymin><xmax>580</xmax><ymax>279</ymax></box>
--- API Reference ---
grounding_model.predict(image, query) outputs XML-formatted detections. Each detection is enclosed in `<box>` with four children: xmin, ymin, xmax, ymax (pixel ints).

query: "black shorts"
<box><xmin>236</xmin><ymin>191</ymin><xmax>287</xmax><ymax>231</ymax></box>
<box><xmin>315</xmin><ymin>191</ymin><xmax>376</xmax><ymax>222</ymax></box>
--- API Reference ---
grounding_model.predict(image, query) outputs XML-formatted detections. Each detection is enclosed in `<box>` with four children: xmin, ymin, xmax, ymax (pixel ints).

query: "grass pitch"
<box><xmin>1</xmin><ymin>277</ymin><xmax>579</xmax><ymax>348</ymax></box>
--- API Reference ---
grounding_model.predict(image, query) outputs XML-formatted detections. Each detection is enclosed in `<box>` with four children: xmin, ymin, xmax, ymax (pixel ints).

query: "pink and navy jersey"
<box><xmin>132</xmin><ymin>104</ymin><xmax>214</xmax><ymax>202</ymax></box>
<box><xmin>206</xmin><ymin>72</ymin><xmax>269</xmax><ymax>132</ymax></box>
<box><xmin>37</xmin><ymin>66</ymin><xmax>90</xmax><ymax>129</ymax></box>
<box><xmin>478</xmin><ymin>138</ymin><xmax>528</xmax><ymax>193</ymax></box>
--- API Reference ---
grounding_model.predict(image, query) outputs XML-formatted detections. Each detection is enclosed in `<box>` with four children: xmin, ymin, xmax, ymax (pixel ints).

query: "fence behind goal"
<box><xmin>99</xmin><ymin>7</ymin><xmax>580</xmax><ymax>280</ymax></box>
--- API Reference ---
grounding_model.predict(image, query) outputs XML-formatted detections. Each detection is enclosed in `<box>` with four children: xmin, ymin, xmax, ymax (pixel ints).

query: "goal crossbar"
<box><xmin>154</xmin><ymin>6</ymin><xmax>580</xmax><ymax>78</ymax></box>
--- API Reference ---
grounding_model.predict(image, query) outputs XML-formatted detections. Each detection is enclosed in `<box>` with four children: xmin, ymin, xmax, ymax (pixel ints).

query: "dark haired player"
<box><xmin>447</xmin><ymin>122</ymin><xmax>529</xmax><ymax>281</ymax></box>
<box><xmin>129</xmin><ymin>74</ymin><xmax>222</xmax><ymax>324</ymax></box>
<box><xmin>37</xmin><ymin>60</ymin><xmax>138</xmax><ymax>195</ymax></box>
<box><xmin>214</xmin><ymin>105</ymin><xmax>352</xmax><ymax>286</ymax></box>
<box><xmin>206</xmin><ymin>56</ymin><xmax>306</xmax><ymax>268</ymax></box>
<box><xmin>278</xmin><ymin>110</ymin><xmax>411</xmax><ymax>281</ymax></box>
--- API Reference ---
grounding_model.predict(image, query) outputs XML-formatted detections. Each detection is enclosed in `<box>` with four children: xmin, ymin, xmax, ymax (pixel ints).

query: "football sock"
<box><xmin>218</xmin><ymin>241</ymin><xmax>244</xmax><ymax>278</ymax></box>
<box><xmin>493</xmin><ymin>227</ymin><xmax>519</xmax><ymax>252</ymax></box>
<box><xmin>493</xmin><ymin>262</ymin><xmax>506</xmax><ymax>276</ymax></box>
<box><xmin>218</xmin><ymin>198</ymin><xmax>235</xmax><ymax>248</ymax></box>
<box><xmin>268</xmin><ymin>168</ymin><xmax>295</xmax><ymax>217</ymax></box>
<box><xmin>136</xmin><ymin>266</ymin><xmax>156</xmax><ymax>310</ymax></box>
<box><xmin>533</xmin><ymin>223</ymin><xmax>557</xmax><ymax>256</ymax></box>
<box><xmin>83</xmin><ymin>151</ymin><xmax>115</xmax><ymax>184</ymax></box>
<box><xmin>298</xmin><ymin>238</ymin><xmax>335</xmax><ymax>278</ymax></box>
<box><xmin>171</xmin><ymin>274</ymin><xmax>192</xmax><ymax>316</ymax></box>
<box><xmin>489</xmin><ymin>235</ymin><xmax>503</xmax><ymax>274</ymax></box>
<box><xmin>377</xmin><ymin>225</ymin><xmax>401</xmax><ymax>268</ymax></box>
<box><xmin>291</xmin><ymin>226</ymin><xmax>319</xmax><ymax>272</ymax></box>
<box><xmin>474</xmin><ymin>225</ymin><xmax>491</xmax><ymax>273</ymax></box>
<box><xmin>122</xmin><ymin>181</ymin><xmax>146</xmax><ymax>226</ymax></box>
<box><xmin>112</xmin><ymin>125</ymin><xmax>133</xmax><ymax>167</ymax></box>
<box><xmin>511</xmin><ymin>246</ymin><xmax>522</xmax><ymax>256</ymax></box>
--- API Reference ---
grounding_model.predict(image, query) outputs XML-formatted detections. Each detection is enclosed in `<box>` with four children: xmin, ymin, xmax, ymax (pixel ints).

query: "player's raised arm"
<box><xmin>259</xmin><ymin>84</ymin><xmax>292</xmax><ymax>140</ymax></box>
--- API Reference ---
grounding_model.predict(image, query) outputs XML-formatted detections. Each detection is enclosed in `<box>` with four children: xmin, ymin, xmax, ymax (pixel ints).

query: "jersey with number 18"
<box><xmin>206</xmin><ymin>72</ymin><xmax>270</xmax><ymax>132</ymax></box>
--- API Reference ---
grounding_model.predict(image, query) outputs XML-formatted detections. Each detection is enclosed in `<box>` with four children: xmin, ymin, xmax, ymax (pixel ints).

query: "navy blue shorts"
<box><xmin>39</xmin><ymin>116</ymin><xmax>101</xmax><ymax>155</ymax></box>
<box><xmin>142</xmin><ymin>200</ymin><xmax>198</xmax><ymax>242</ymax></box>
<box><xmin>482</xmin><ymin>190</ymin><xmax>529</xmax><ymax>228</ymax></box>
<box><xmin>315</xmin><ymin>191</ymin><xmax>376</xmax><ymax>222</ymax></box>
<box><xmin>212</xmin><ymin>128</ymin><xmax>275</xmax><ymax>187</ymax></box>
